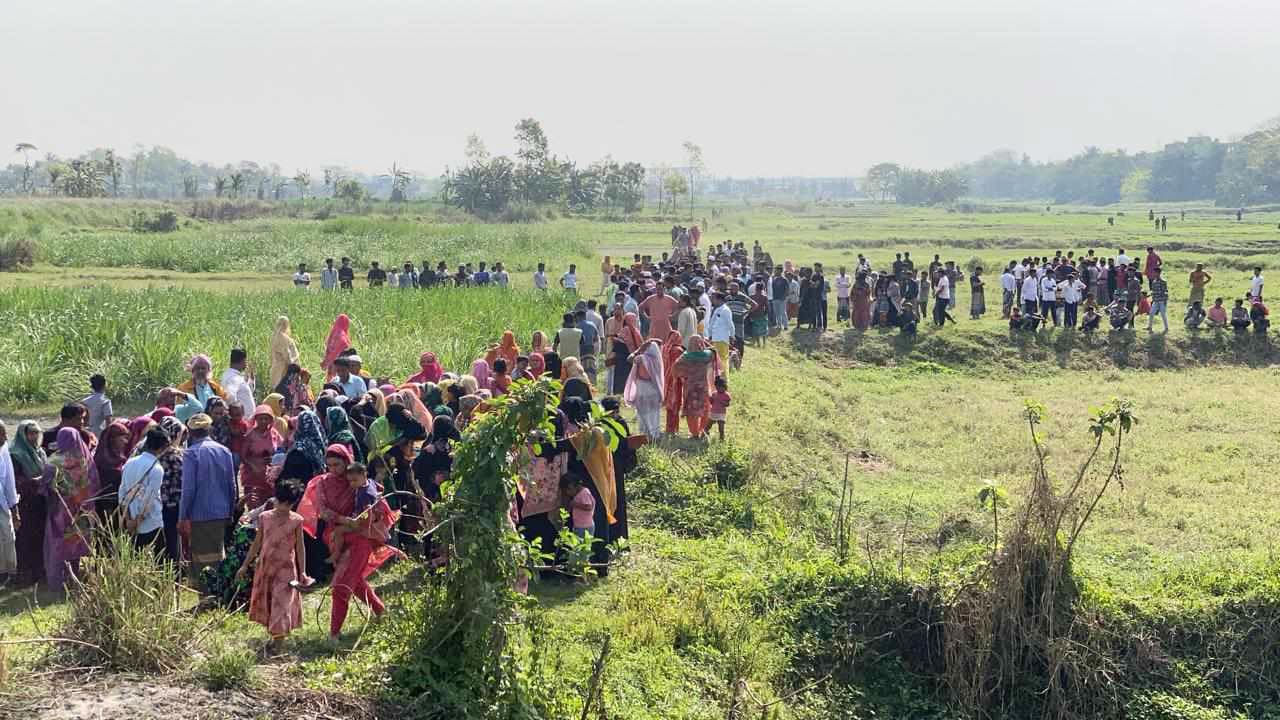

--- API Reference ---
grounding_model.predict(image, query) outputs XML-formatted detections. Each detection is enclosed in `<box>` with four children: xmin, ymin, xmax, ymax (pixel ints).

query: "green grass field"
<box><xmin>1</xmin><ymin>199</ymin><xmax>1278</xmax><ymax>719</ymax></box>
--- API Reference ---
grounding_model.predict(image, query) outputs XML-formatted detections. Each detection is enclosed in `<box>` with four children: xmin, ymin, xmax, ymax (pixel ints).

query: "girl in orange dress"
<box><xmin>237</xmin><ymin>480</ymin><xmax>310</xmax><ymax>653</ymax></box>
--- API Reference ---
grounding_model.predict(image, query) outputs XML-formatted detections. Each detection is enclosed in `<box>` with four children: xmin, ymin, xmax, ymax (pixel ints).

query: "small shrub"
<box><xmin>495</xmin><ymin>202</ymin><xmax>546</xmax><ymax>223</ymax></box>
<box><xmin>0</xmin><ymin>236</ymin><xmax>37</xmax><ymax>269</ymax></box>
<box><xmin>193</xmin><ymin>642</ymin><xmax>257</xmax><ymax>691</ymax></box>
<box><xmin>129</xmin><ymin>208</ymin><xmax>179</xmax><ymax>233</ymax></box>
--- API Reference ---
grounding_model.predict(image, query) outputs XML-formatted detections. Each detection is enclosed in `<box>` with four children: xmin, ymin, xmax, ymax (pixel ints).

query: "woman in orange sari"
<box><xmin>670</xmin><ymin>335</ymin><xmax>721</xmax><ymax>439</ymax></box>
<box><xmin>321</xmin><ymin>314</ymin><xmax>352</xmax><ymax>378</ymax></box>
<box><xmin>661</xmin><ymin>331</ymin><xmax>685</xmax><ymax>434</ymax></box>
<box><xmin>497</xmin><ymin>331</ymin><xmax>521</xmax><ymax>369</ymax></box>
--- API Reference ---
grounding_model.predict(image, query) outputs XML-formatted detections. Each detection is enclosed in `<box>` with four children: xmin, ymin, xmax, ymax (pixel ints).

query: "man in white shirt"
<box><xmin>292</xmin><ymin>263</ymin><xmax>311</xmax><ymax>289</ymax></box>
<box><xmin>1062</xmin><ymin>272</ymin><xmax>1087</xmax><ymax>328</ymax></box>
<box><xmin>1250</xmin><ymin>267</ymin><xmax>1264</xmax><ymax>301</ymax></box>
<box><xmin>320</xmin><ymin>258</ymin><xmax>338</xmax><ymax>290</ymax></box>
<box><xmin>1039</xmin><ymin>270</ymin><xmax>1059</xmax><ymax>326</ymax></box>
<box><xmin>493</xmin><ymin>262</ymin><xmax>510</xmax><ymax>288</ymax></box>
<box><xmin>560</xmin><ymin>264</ymin><xmax>578</xmax><ymax>294</ymax></box>
<box><xmin>120</xmin><ymin>428</ymin><xmax>168</xmax><ymax>552</ymax></box>
<box><xmin>1115</xmin><ymin>248</ymin><xmax>1131</xmax><ymax>267</ymax></box>
<box><xmin>707</xmin><ymin>292</ymin><xmax>735</xmax><ymax>368</ymax></box>
<box><xmin>0</xmin><ymin>423</ymin><xmax>17</xmax><ymax>582</ymax></box>
<box><xmin>1000</xmin><ymin>264</ymin><xmax>1017</xmax><ymax>318</ymax></box>
<box><xmin>533</xmin><ymin>262</ymin><xmax>549</xmax><ymax>291</ymax></box>
<box><xmin>932</xmin><ymin>272</ymin><xmax>951</xmax><ymax>326</ymax></box>
<box><xmin>219</xmin><ymin>349</ymin><xmax>256</xmax><ymax>414</ymax></box>
<box><xmin>1021</xmin><ymin>268</ymin><xmax>1041</xmax><ymax>317</ymax></box>
<box><xmin>835</xmin><ymin>268</ymin><xmax>852</xmax><ymax>323</ymax></box>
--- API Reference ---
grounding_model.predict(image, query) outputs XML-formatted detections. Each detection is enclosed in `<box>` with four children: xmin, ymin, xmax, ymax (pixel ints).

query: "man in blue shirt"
<box><xmin>473</xmin><ymin>261</ymin><xmax>491</xmax><ymax>286</ymax></box>
<box><xmin>333</xmin><ymin>357</ymin><xmax>368</xmax><ymax>398</ymax></box>
<box><xmin>179</xmin><ymin>413</ymin><xmax>237</xmax><ymax>585</ymax></box>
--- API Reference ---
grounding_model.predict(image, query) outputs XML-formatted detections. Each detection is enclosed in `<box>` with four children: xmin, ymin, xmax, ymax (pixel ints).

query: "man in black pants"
<box><xmin>814</xmin><ymin>263</ymin><xmax>829</xmax><ymax>330</ymax></box>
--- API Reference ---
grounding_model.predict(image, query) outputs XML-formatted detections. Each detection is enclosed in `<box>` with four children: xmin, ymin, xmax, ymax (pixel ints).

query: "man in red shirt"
<box><xmin>1144</xmin><ymin>246</ymin><xmax>1162</xmax><ymax>282</ymax></box>
<box><xmin>639</xmin><ymin>281</ymin><xmax>680</xmax><ymax>340</ymax></box>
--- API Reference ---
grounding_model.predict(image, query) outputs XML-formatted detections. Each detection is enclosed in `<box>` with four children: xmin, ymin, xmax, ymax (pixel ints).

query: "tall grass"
<box><xmin>0</xmin><ymin>285</ymin><xmax>571</xmax><ymax>409</ymax></box>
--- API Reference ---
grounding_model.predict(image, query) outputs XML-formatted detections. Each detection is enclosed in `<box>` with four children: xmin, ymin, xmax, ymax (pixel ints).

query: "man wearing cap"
<box><xmin>334</xmin><ymin>356</ymin><xmax>368</xmax><ymax>399</ymax></box>
<box><xmin>179</xmin><ymin>413</ymin><xmax>237</xmax><ymax>586</ymax></box>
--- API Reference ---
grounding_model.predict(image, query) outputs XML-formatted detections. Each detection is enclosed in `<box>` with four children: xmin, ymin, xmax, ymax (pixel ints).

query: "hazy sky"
<box><xmin>5</xmin><ymin>0</ymin><xmax>1278</xmax><ymax>177</ymax></box>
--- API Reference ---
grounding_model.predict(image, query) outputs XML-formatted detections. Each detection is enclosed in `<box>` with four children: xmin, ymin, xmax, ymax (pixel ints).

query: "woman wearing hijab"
<box><xmin>529</xmin><ymin>330</ymin><xmax>550</xmax><ymax>356</ymax></box>
<box><xmin>624</xmin><ymin>338</ymin><xmax>665</xmax><ymax>439</ymax></box>
<box><xmin>609</xmin><ymin>312</ymin><xmax>643</xmax><ymax>395</ymax></box>
<box><xmin>269</xmin><ymin>316</ymin><xmax>301</xmax><ymax>388</ymax></box>
<box><xmin>528</xmin><ymin>352</ymin><xmax>546</xmax><ymax>379</ymax></box>
<box><xmin>291</xmin><ymin>410</ymin><xmax>328</xmax><ymax>478</ymax></box>
<box><xmin>242</xmin><ymin>405</ymin><xmax>284</xmax><ymax>510</ymax></box>
<box><xmin>542</xmin><ymin>351</ymin><xmax>562</xmax><ymax>383</ymax></box>
<box><xmin>406</xmin><ymin>352</ymin><xmax>443</xmax><ymax>385</ymax></box>
<box><xmin>497</xmin><ymin>331</ymin><xmax>521</xmax><ymax>369</ymax></box>
<box><xmin>852</xmin><ymin>271</ymin><xmax>872</xmax><ymax>331</ymax></box>
<box><xmin>321</xmin><ymin>314</ymin><xmax>352</xmax><ymax>379</ymax></box>
<box><xmin>10</xmin><ymin>421</ymin><xmax>48</xmax><ymax>586</ymax></box>
<box><xmin>45</xmin><ymin>428</ymin><xmax>100</xmax><ymax>589</ymax></box>
<box><xmin>412</xmin><ymin>416</ymin><xmax>460</xmax><ymax>564</ymax></box>
<box><xmin>262</xmin><ymin>393</ymin><xmax>293</xmax><ymax>440</ymax></box>
<box><xmin>562</xmin><ymin>398</ymin><xmax>617</xmax><ymax>575</ymax></box>
<box><xmin>560</xmin><ymin>357</ymin><xmax>593</xmax><ymax>403</ymax></box>
<box><xmin>470</xmin><ymin>359</ymin><xmax>493</xmax><ymax>393</ymax></box>
<box><xmin>661</xmin><ymin>331</ymin><xmax>686</xmax><ymax>434</ymax></box>
<box><xmin>325</xmin><ymin>405</ymin><xmax>363</xmax><ymax>463</ymax></box>
<box><xmin>273</xmin><ymin>364</ymin><xmax>313</xmax><ymax>413</ymax></box>
<box><xmin>297</xmin><ymin>444</ymin><xmax>399</xmax><ymax>644</ymax></box>
<box><xmin>671</xmin><ymin>335</ymin><xmax>721</xmax><ymax>439</ymax></box>
<box><xmin>92</xmin><ymin>421</ymin><xmax>131</xmax><ymax>519</ymax></box>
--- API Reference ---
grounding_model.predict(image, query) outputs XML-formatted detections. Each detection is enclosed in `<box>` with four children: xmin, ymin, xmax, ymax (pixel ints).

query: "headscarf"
<box><xmin>662</xmin><ymin>331</ymin><xmax>686</xmax><ymax>412</ymax></box>
<box><xmin>367</xmin><ymin>387</ymin><xmax>388</xmax><ymax>417</ymax></box>
<box><xmin>126</xmin><ymin>416</ymin><xmax>156</xmax><ymax>453</ymax></box>
<box><xmin>542</xmin><ymin>351</ymin><xmax>562</xmax><ymax>382</ymax></box>
<box><xmin>470</xmin><ymin>359</ymin><xmax>493</xmax><ymax>392</ymax></box>
<box><xmin>322</xmin><ymin>314</ymin><xmax>352</xmax><ymax>375</ymax></box>
<box><xmin>9</xmin><ymin>419</ymin><xmax>47</xmax><ymax>479</ymax></box>
<box><xmin>297</xmin><ymin>443</ymin><xmax>355</xmax><ymax>538</ymax></box>
<box><xmin>483</xmin><ymin>344</ymin><xmax>500</xmax><ymax>368</ymax></box>
<box><xmin>54</xmin><ymin>427</ymin><xmax>98</xmax><ymax>500</ymax></box>
<box><xmin>270</xmin><ymin>315</ymin><xmax>301</xmax><ymax>387</ymax></box>
<box><xmin>530</xmin><ymin>331</ymin><xmax>549</xmax><ymax>354</ymax></box>
<box><xmin>292</xmin><ymin>410</ymin><xmax>327</xmax><ymax>474</ymax></box>
<box><xmin>562</xmin><ymin>356</ymin><xmax>587</xmax><ymax>382</ymax></box>
<box><xmin>498</xmin><ymin>331</ymin><xmax>521</xmax><ymax>368</ymax></box>
<box><xmin>263</xmin><ymin>393</ymin><xmax>285</xmax><ymax>418</ymax></box>
<box><xmin>621</xmin><ymin>312</ymin><xmax>643</xmax><ymax>353</ymax></box>
<box><xmin>624</xmin><ymin>340</ymin><xmax>665</xmax><ymax>408</ymax></box>
<box><xmin>94</xmin><ymin>421</ymin><xmax>131</xmax><ymax>477</ymax></box>
<box><xmin>408</xmin><ymin>352</ymin><xmax>443</xmax><ymax>384</ymax></box>
<box><xmin>421</xmin><ymin>382</ymin><xmax>443</xmax><ymax>409</ymax></box>
<box><xmin>458</xmin><ymin>375</ymin><xmax>479</xmax><ymax>396</ymax></box>
<box><xmin>428</xmin><ymin>415</ymin><xmax>461</xmax><ymax>445</ymax></box>
<box><xmin>324</xmin><ymin>405</ymin><xmax>363</xmax><ymax>460</ymax></box>
<box><xmin>681</xmin><ymin>335</ymin><xmax>723</xmax><ymax>378</ymax></box>
<box><xmin>390</xmin><ymin>389</ymin><xmax>433</xmax><ymax>430</ymax></box>
<box><xmin>528</xmin><ymin>352</ymin><xmax>546</xmax><ymax>378</ymax></box>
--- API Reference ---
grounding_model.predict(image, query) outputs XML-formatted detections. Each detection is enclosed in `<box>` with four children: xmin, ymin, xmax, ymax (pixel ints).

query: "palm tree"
<box><xmin>102</xmin><ymin>149</ymin><xmax>122</xmax><ymax>197</ymax></box>
<box><xmin>47</xmin><ymin>162</ymin><xmax>66</xmax><ymax>196</ymax></box>
<box><xmin>386</xmin><ymin>162</ymin><xmax>412</xmax><ymax>202</ymax></box>
<box><xmin>13</xmin><ymin>143</ymin><xmax>37</xmax><ymax>194</ymax></box>
<box><xmin>229</xmin><ymin>172</ymin><xmax>245</xmax><ymax>199</ymax></box>
<box><xmin>214</xmin><ymin>176</ymin><xmax>227</xmax><ymax>198</ymax></box>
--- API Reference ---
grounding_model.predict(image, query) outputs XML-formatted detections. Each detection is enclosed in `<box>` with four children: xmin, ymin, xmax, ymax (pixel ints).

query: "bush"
<box><xmin>627</xmin><ymin>444</ymin><xmax>766</xmax><ymax>537</ymax></box>
<box><xmin>193</xmin><ymin>642</ymin><xmax>257</xmax><ymax>691</ymax></box>
<box><xmin>494</xmin><ymin>202</ymin><xmax>546</xmax><ymax>223</ymax></box>
<box><xmin>129</xmin><ymin>208</ymin><xmax>179</xmax><ymax>233</ymax></box>
<box><xmin>0</xmin><ymin>236</ymin><xmax>36</xmax><ymax>269</ymax></box>
<box><xmin>60</xmin><ymin>527</ymin><xmax>210</xmax><ymax>673</ymax></box>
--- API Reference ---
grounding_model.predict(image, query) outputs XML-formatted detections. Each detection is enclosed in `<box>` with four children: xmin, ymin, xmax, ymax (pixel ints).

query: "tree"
<box><xmin>64</xmin><ymin>159</ymin><xmax>104</xmax><ymax>198</ymax></box>
<box><xmin>387</xmin><ymin>163</ymin><xmax>411</xmax><ymax>202</ymax></box>
<box><xmin>683</xmin><ymin>141</ymin><xmax>704</xmax><ymax>220</ymax></box>
<box><xmin>213</xmin><ymin>176</ymin><xmax>227</xmax><ymax>198</ymax></box>
<box><xmin>335</xmin><ymin>178</ymin><xmax>365</xmax><ymax>205</ymax></box>
<box><xmin>292</xmin><ymin>171</ymin><xmax>311</xmax><ymax>200</ymax></box>
<box><xmin>13</xmin><ymin>143</ymin><xmax>36</xmax><ymax>194</ymax></box>
<box><xmin>182</xmin><ymin>176</ymin><xmax>199</xmax><ymax>199</ymax></box>
<box><xmin>464</xmin><ymin>133</ymin><xmax>489</xmax><ymax>164</ymax></box>
<box><xmin>46</xmin><ymin>161</ymin><xmax>67</xmax><ymax>196</ymax></box>
<box><xmin>663</xmin><ymin>172</ymin><xmax>689</xmax><ymax>213</ymax></box>
<box><xmin>102</xmin><ymin>149</ymin><xmax>122</xmax><ymax>197</ymax></box>
<box><xmin>864</xmin><ymin>162</ymin><xmax>901</xmax><ymax>202</ymax></box>
<box><xmin>229</xmin><ymin>172</ymin><xmax>246</xmax><ymax>199</ymax></box>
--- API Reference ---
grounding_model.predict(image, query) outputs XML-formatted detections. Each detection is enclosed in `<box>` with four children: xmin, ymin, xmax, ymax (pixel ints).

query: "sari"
<box><xmin>470</xmin><ymin>359</ymin><xmax>493</xmax><ymax>392</ymax></box>
<box><xmin>497</xmin><ymin>331</ymin><xmax>521</xmax><ymax>369</ymax></box>
<box><xmin>661</xmin><ymin>331</ymin><xmax>685</xmax><ymax>430</ymax></box>
<box><xmin>406</xmin><ymin>352</ymin><xmax>443</xmax><ymax>385</ymax></box>
<box><xmin>852</xmin><ymin>281</ymin><xmax>872</xmax><ymax>330</ymax></box>
<box><xmin>528</xmin><ymin>352</ymin><xmax>546</xmax><ymax>378</ymax></box>
<box><xmin>325</xmin><ymin>405</ymin><xmax>363</xmax><ymax>463</ymax></box>
<box><xmin>624</xmin><ymin>341</ymin><xmax>665</xmax><ymax>439</ymax></box>
<box><xmin>672</xmin><ymin>337</ymin><xmax>720</xmax><ymax>419</ymax></box>
<box><xmin>242</xmin><ymin>414</ymin><xmax>283</xmax><ymax>510</ymax></box>
<box><xmin>269</xmin><ymin>316</ymin><xmax>301</xmax><ymax>388</ymax></box>
<box><xmin>322</xmin><ymin>314</ymin><xmax>352</xmax><ymax>376</ymax></box>
<box><xmin>291</xmin><ymin>410</ymin><xmax>327</xmax><ymax>476</ymax></box>
<box><xmin>92</xmin><ymin>421</ymin><xmax>130</xmax><ymax>516</ymax></box>
<box><xmin>11</xmin><ymin>420</ymin><xmax>48</xmax><ymax>585</ymax></box>
<box><xmin>530</xmin><ymin>331</ymin><xmax>550</xmax><ymax>356</ymax></box>
<box><xmin>261</xmin><ymin>394</ymin><xmax>292</xmax><ymax>440</ymax></box>
<box><xmin>44</xmin><ymin>428</ymin><xmax>99</xmax><ymax>589</ymax></box>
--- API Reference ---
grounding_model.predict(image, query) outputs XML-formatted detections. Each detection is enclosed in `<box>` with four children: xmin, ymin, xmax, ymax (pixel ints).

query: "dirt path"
<box><xmin>12</xmin><ymin>678</ymin><xmax>266</xmax><ymax>720</ymax></box>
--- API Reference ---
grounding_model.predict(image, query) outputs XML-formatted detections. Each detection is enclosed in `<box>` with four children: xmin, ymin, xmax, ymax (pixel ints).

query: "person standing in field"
<box><xmin>179</xmin><ymin>413</ymin><xmax>237</xmax><ymax>587</ymax></box>
<box><xmin>366</xmin><ymin>261</ymin><xmax>387</xmax><ymax>288</ymax></box>
<box><xmin>1250</xmin><ymin>267</ymin><xmax>1264</xmax><ymax>302</ymax></box>
<box><xmin>533</xmin><ymin>262</ymin><xmax>549</xmax><ymax>291</ymax></box>
<box><xmin>222</xmin><ymin>348</ymin><xmax>257</xmax><ymax>415</ymax></box>
<box><xmin>560</xmin><ymin>264</ymin><xmax>578</xmax><ymax>294</ymax></box>
<box><xmin>1000</xmin><ymin>263</ymin><xmax>1016</xmax><ymax>318</ymax></box>
<box><xmin>293</xmin><ymin>263</ymin><xmax>311</xmax><ymax>289</ymax></box>
<box><xmin>835</xmin><ymin>266</ymin><xmax>852</xmax><ymax>324</ymax></box>
<box><xmin>119</xmin><ymin>428</ymin><xmax>166</xmax><ymax>554</ymax></box>
<box><xmin>337</xmin><ymin>257</ymin><xmax>354</xmax><ymax>291</ymax></box>
<box><xmin>493</xmin><ymin>262</ymin><xmax>510</xmax><ymax>288</ymax></box>
<box><xmin>237</xmin><ymin>479</ymin><xmax>310</xmax><ymax>654</ymax></box>
<box><xmin>969</xmin><ymin>267</ymin><xmax>986</xmax><ymax>320</ymax></box>
<box><xmin>1188</xmin><ymin>264</ymin><xmax>1212</xmax><ymax>306</ymax></box>
<box><xmin>639</xmin><ymin>281</ymin><xmax>679</xmax><ymax>340</ymax></box>
<box><xmin>932</xmin><ymin>269</ymin><xmax>951</xmax><ymax>326</ymax></box>
<box><xmin>1144</xmin><ymin>247</ymin><xmax>1162</xmax><ymax>281</ymax></box>
<box><xmin>321</xmin><ymin>258</ymin><xmax>338</xmax><ymax>291</ymax></box>
<box><xmin>600</xmin><ymin>256</ymin><xmax>613</xmax><ymax>295</ymax></box>
<box><xmin>0</xmin><ymin>423</ymin><xmax>17</xmax><ymax>586</ymax></box>
<box><xmin>769</xmin><ymin>266</ymin><xmax>790</xmax><ymax>330</ymax></box>
<box><xmin>82</xmin><ymin>373</ymin><xmax>113</xmax><ymax>439</ymax></box>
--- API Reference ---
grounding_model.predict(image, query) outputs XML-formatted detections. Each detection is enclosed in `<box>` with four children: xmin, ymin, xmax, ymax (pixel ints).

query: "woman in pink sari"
<box><xmin>298</xmin><ymin>445</ymin><xmax>400</xmax><ymax>644</ymax></box>
<box><xmin>406</xmin><ymin>352</ymin><xmax>443</xmax><ymax>385</ymax></box>
<box><xmin>321</xmin><ymin>314</ymin><xmax>352</xmax><ymax>378</ymax></box>
<box><xmin>470</xmin><ymin>359</ymin><xmax>493</xmax><ymax>393</ymax></box>
<box><xmin>624</xmin><ymin>338</ymin><xmax>665</xmax><ymax>439</ymax></box>
<box><xmin>44</xmin><ymin>428</ymin><xmax>100</xmax><ymax>589</ymax></box>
